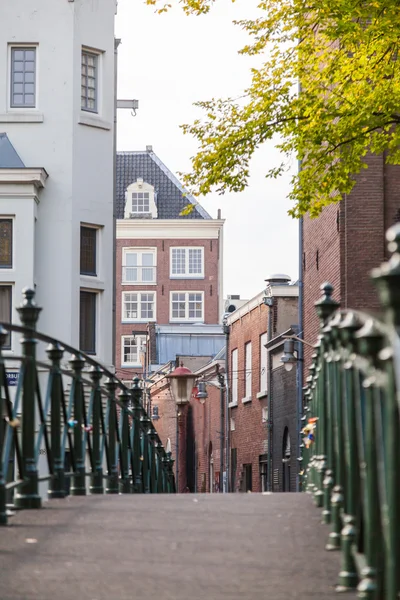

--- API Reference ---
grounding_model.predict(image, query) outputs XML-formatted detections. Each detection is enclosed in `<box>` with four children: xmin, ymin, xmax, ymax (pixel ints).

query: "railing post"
<box><xmin>156</xmin><ymin>441</ymin><xmax>165</xmax><ymax>493</ymax></box>
<box><xmin>118</xmin><ymin>388</ymin><xmax>131</xmax><ymax>494</ymax></box>
<box><xmin>0</xmin><ymin>327</ymin><xmax>9</xmax><ymax>523</ymax></box>
<box><xmin>130</xmin><ymin>378</ymin><xmax>143</xmax><ymax>493</ymax></box>
<box><xmin>141</xmin><ymin>414</ymin><xmax>151</xmax><ymax>493</ymax></box>
<box><xmin>105</xmin><ymin>378</ymin><xmax>119</xmax><ymax>494</ymax></box>
<box><xmin>89</xmin><ymin>365</ymin><xmax>104</xmax><ymax>495</ymax></box>
<box><xmin>47</xmin><ymin>343</ymin><xmax>66</xmax><ymax>499</ymax></box>
<box><xmin>14</xmin><ymin>288</ymin><xmax>42</xmax><ymax>510</ymax></box>
<box><xmin>372</xmin><ymin>223</ymin><xmax>400</xmax><ymax>599</ymax></box>
<box><xmin>69</xmin><ymin>354</ymin><xmax>86</xmax><ymax>496</ymax></box>
<box><xmin>149</xmin><ymin>426</ymin><xmax>158</xmax><ymax>493</ymax></box>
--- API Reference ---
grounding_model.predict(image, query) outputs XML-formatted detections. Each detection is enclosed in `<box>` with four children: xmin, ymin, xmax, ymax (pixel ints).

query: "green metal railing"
<box><xmin>302</xmin><ymin>223</ymin><xmax>400</xmax><ymax>599</ymax></box>
<box><xmin>0</xmin><ymin>289</ymin><xmax>175</xmax><ymax>526</ymax></box>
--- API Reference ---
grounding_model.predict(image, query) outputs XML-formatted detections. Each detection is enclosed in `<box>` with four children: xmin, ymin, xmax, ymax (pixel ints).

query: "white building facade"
<box><xmin>0</xmin><ymin>0</ymin><xmax>116</xmax><ymax>366</ymax></box>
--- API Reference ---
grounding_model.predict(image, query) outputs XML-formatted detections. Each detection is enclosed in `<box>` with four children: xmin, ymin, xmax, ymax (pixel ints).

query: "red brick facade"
<box><xmin>303</xmin><ymin>156</ymin><xmax>400</xmax><ymax>370</ymax></box>
<box><xmin>116</xmin><ymin>234</ymin><xmax>221</xmax><ymax>381</ymax></box>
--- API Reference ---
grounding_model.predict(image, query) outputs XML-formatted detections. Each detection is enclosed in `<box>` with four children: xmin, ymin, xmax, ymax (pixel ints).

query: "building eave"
<box><xmin>0</xmin><ymin>167</ymin><xmax>48</xmax><ymax>188</ymax></box>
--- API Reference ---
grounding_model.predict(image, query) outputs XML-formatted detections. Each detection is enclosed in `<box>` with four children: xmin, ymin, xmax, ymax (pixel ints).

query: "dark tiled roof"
<box><xmin>0</xmin><ymin>133</ymin><xmax>25</xmax><ymax>168</ymax></box>
<box><xmin>116</xmin><ymin>150</ymin><xmax>211</xmax><ymax>220</ymax></box>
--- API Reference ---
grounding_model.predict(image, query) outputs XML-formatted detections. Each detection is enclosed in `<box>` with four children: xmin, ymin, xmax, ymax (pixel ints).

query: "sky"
<box><xmin>115</xmin><ymin>0</ymin><xmax>299</xmax><ymax>300</ymax></box>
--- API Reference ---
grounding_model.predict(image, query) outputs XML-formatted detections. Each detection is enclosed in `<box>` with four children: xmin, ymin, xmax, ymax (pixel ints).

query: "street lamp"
<box><xmin>281</xmin><ymin>339</ymin><xmax>297</xmax><ymax>372</ymax></box>
<box><xmin>196</xmin><ymin>381</ymin><xmax>208</xmax><ymax>404</ymax></box>
<box><xmin>166</xmin><ymin>363</ymin><xmax>197</xmax><ymax>405</ymax></box>
<box><xmin>166</xmin><ymin>363</ymin><xmax>197</xmax><ymax>493</ymax></box>
<box><xmin>280</xmin><ymin>335</ymin><xmax>315</xmax><ymax>371</ymax></box>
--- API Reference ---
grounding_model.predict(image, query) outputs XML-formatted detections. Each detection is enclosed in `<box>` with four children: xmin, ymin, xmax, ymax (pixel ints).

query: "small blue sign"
<box><xmin>6</xmin><ymin>372</ymin><xmax>19</xmax><ymax>386</ymax></box>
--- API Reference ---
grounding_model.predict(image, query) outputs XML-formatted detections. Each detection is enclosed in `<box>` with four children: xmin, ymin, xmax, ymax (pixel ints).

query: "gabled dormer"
<box><xmin>124</xmin><ymin>178</ymin><xmax>158</xmax><ymax>219</ymax></box>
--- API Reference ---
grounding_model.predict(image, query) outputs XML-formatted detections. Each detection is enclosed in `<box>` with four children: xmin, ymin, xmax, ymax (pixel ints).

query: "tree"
<box><xmin>146</xmin><ymin>0</ymin><xmax>400</xmax><ymax>217</ymax></box>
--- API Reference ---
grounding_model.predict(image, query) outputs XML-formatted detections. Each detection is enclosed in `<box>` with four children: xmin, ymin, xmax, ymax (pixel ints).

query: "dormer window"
<box><xmin>124</xmin><ymin>179</ymin><xmax>158</xmax><ymax>219</ymax></box>
<box><xmin>132</xmin><ymin>191</ymin><xmax>150</xmax><ymax>213</ymax></box>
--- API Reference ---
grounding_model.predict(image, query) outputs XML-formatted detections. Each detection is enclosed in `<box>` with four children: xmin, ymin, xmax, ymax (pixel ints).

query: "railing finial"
<box><xmin>17</xmin><ymin>287</ymin><xmax>42</xmax><ymax>329</ymax></box>
<box><xmin>314</xmin><ymin>282</ymin><xmax>340</xmax><ymax>326</ymax></box>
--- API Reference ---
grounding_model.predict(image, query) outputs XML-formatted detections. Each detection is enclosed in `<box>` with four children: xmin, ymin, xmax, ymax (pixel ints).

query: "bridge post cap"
<box><xmin>17</xmin><ymin>287</ymin><xmax>42</xmax><ymax>327</ymax></box>
<box><xmin>314</xmin><ymin>282</ymin><xmax>340</xmax><ymax>324</ymax></box>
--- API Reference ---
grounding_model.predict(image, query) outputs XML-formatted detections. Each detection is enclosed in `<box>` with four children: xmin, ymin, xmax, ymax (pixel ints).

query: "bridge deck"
<box><xmin>0</xmin><ymin>493</ymin><xmax>342</xmax><ymax>600</ymax></box>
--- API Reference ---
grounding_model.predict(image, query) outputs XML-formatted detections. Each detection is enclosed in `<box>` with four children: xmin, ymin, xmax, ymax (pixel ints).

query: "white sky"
<box><xmin>115</xmin><ymin>0</ymin><xmax>299</xmax><ymax>300</ymax></box>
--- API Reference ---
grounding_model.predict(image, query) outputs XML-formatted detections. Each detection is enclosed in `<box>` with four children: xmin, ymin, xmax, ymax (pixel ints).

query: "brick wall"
<box><xmin>228</xmin><ymin>302</ymin><xmax>269</xmax><ymax>493</ymax></box>
<box><xmin>303</xmin><ymin>157</ymin><xmax>400</xmax><ymax>373</ymax></box>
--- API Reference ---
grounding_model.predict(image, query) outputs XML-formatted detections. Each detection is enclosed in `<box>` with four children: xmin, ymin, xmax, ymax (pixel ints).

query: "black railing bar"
<box><xmin>38</xmin><ymin>474</ymin><xmax>55</xmax><ymax>483</ymax></box>
<box><xmin>5</xmin><ymin>478</ymin><xmax>27</xmax><ymax>491</ymax></box>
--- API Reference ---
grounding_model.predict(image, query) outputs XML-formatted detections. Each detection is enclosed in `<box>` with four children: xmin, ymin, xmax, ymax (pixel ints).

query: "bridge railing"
<box><xmin>0</xmin><ymin>289</ymin><xmax>175</xmax><ymax>526</ymax></box>
<box><xmin>302</xmin><ymin>223</ymin><xmax>400</xmax><ymax>599</ymax></box>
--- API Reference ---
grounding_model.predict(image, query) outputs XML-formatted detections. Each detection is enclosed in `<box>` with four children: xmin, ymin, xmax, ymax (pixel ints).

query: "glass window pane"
<box><xmin>80</xmin><ymin>291</ymin><xmax>96</xmax><ymax>354</ymax></box>
<box><xmin>25</xmin><ymin>50</ymin><xmax>35</xmax><ymax>60</ymax></box>
<box><xmin>0</xmin><ymin>220</ymin><xmax>12</xmax><ymax>268</ymax></box>
<box><xmin>24</xmin><ymin>94</ymin><xmax>35</xmax><ymax>105</ymax></box>
<box><xmin>13</xmin><ymin>50</ymin><xmax>24</xmax><ymax>60</ymax></box>
<box><xmin>80</xmin><ymin>227</ymin><xmax>97</xmax><ymax>275</ymax></box>
<box><xmin>12</xmin><ymin>94</ymin><xmax>23</xmax><ymax>104</ymax></box>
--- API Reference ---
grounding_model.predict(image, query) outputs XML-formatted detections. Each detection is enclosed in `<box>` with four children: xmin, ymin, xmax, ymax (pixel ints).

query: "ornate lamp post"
<box><xmin>166</xmin><ymin>363</ymin><xmax>197</xmax><ymax>493</ymax></box>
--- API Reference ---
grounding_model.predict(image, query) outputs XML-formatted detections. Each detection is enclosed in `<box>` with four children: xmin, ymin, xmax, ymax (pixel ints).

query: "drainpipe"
<box><xmin>297</xmin><ymin>215</ymin><xmax>304</xmax><ymax>492</ymax></box>
<box><xmin>266</xmin><ymin>299</ymin><xmax>274</xmax><ymax>492</ymax></box>
<box><xmin>217</xmin><ymin>366</ymin><xmax>225</xmax><ymax>492</ymax></box>
<box><xmin>112</xmin><ymin>39</ymin><xmax>121</xmax><ymax>368</ymax></box>
<box><xmin>223</xmin><ymin>318</ymin><xmax>230</xmax><ymax>492</ymax></box>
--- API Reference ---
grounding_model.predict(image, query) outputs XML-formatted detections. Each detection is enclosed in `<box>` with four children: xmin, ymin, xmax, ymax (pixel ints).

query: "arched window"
<box><xmin>124</xmin><ymin>179</ymin><xmax>157</xmax><ymax>218</ymax></box>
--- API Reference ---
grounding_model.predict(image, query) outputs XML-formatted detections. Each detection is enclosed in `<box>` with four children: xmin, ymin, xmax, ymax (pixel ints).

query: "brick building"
<box><xmin>227</xmin><ymin>277</ymin><xmax>298</xmax><ymax>493</ymax></box>
<box><xmin>115</xmin><ymin>147</ymin><xmax>224</xmax><ymax>384</ymax></box>
<box><xmin>302</xmin><ymin>156</ymin><xmax>400</xmax><ymax>369</ymax></box>
<box><xmin>149</xmin><ymin>276</ymin><xmax>299</xmax><ymax>494</ymax></box>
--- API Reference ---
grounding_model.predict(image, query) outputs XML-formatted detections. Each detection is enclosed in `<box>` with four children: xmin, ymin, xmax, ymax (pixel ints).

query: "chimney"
<box><xmin>146</xmin><ymin>145</ymin><xmax>153</xmax><ymax>153</ymax></box>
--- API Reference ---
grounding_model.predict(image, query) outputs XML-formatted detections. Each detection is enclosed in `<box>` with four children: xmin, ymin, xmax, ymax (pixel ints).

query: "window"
<box><xmin>121</xmin><ymin>335</ymin><xmax>146</xmax><ymax>366</ymax></box>
<box><xmin>80</xmin><ymin>291</ymin><xmax>96</xmax><ymax>354</ymax></box>
<box><xmin>10</xmin><ymin>47</ymin><xmax>36</xmax><ymax>108</ymax></box>
<box><xmin>0</xmin><ymin>220</ymin><xmax>12</xmax><ymax>268</ymax></box>
<box><xmin>80</xmin><ymin>226</ymin><xmax>97</xmax><ymax>276</ymax></box>
<box><xmin>0</xmin><ymin>285</ymin><xmax>12</xmax><ymax>349</ymax></box>
<box><xmin>243</xmin><ymin>342</ymin><xmax>252</xmax><ymax>401</ymax></box>
<box><xmin>132</xmin><ymin>192</ymin><xmax>150</xmax><ymax>213</ymax></box>
<box><xmin>170</xmin><ymin>247</ymin><xmax>204</xmax><ymax>278</ymax></box>
<box><xmin>170</xmin><ymin>292</ymin><xmax>204</xmax><ymax>322</ymax></box>
<box><xmin>259</xmin><ymin>332</ymin><xmax>268</xmax><ymax>395</ymax></box>
<box><xmin>81</xmin><ymin>50</ymin><xmax>98</xmax><ymax>112</ymax></box>
<box><xmin>122</xmin><ymin>292</ymin><xmax>155</xmax><ymax>321</ymax></box>
<box><xmin>231</xmin><ymin>348</ymin><xmax>238</xmax><ymax>405</ymax></box>
<box><xmin>122</xmin><ymin>249</ymin><xmax>156</xmax><ymax>284</ymax></box>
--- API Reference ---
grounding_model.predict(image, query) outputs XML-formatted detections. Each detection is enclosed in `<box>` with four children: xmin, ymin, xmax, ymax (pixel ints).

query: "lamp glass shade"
<box><xmin>170</xmin><ymin>375</ymin><xmax>197</xmax><ymax>405</ymax></box>
<box><xmin>284</xmin><ymin>361</ymin><xmax>294</xmax><ymax>372</ymax></box>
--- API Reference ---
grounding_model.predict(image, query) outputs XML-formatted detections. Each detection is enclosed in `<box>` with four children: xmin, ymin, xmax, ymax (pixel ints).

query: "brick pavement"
<box><xmin>0</xmin><ymin>493</ymin><xmax>343</xmax><ymax>600</ymax></box>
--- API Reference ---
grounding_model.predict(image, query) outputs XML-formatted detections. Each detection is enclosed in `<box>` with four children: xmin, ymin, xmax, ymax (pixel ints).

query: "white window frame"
<box><xmin>8</xmin><ymin>44</ymin><xmax>38</xmax><ymax>110</ymax></box>
<box><xmin>121</xmin><ymin>335</ymin><xmax>147</xmax><ymax>367</ymax></box>
<box><xmin>257</xmin><ymin>332</ymin><xmax>268</xmax><ymax>399</ymax></box>
<box><xmin>230</xmin><ymin>348</ymin><xmax>238</xmax><ymax>407</ymax></box>
<box><xmin>170</xmin><ymin>247</ymin><xmax>204</xmax><ymax>279</ymax></box>
<box><xmin>121</xmin><ymin>291</ymin><xmax>156</xmax><ymax>322</ymax></box>
<box><xmin>170</xmin><ymin>291</ymin><xmax>204</xmax><ymax>322</ymax></box>
<box><xmin>122</xmin><ymin>247</ymin><xmax>157</xmax><ymax>285</ymax></box>
<box><xmin>81</xmin><ymin>48</ymin><xmax>100</xmax><ymax>114</ymax></box>
<box><xmin>242</xmin><ymin>342</ymin><xmax>252</xmax><ymax>403</ymax></box>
